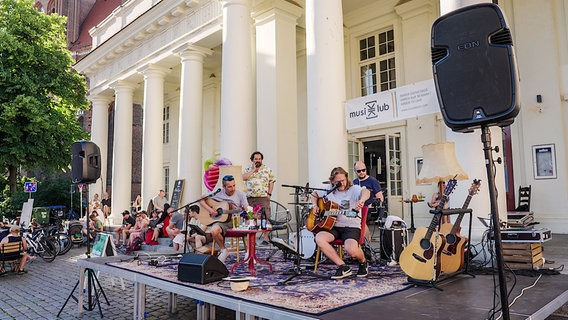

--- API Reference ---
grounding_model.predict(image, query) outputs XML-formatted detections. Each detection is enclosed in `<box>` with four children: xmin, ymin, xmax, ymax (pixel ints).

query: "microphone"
<box><xmin>210</xmin><ymin>188</ymin><xmax>222</xmax><ymax>196</ymax></box>
<box><xmin>326</xmin><ymin>181</ymin><xmax>342</xmax><ymax>195</ymax></box>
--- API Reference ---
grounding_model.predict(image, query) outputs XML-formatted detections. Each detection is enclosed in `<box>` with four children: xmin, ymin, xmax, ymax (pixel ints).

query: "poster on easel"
<box><xmin>170</xmin><ymin>179</ymin><xmax>185</xmax><ymax>209</ymax></box>
<box><xmin>90</xmin><ymin>233</ymin><xmax>116</xmax><ymax>258</ymax></box>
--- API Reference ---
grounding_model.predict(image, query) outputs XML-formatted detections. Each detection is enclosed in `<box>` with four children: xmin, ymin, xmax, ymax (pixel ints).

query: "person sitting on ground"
<box><xmin>114</xmin><ymin>210</ymin><xmax>136</xmax><ymax>247</ymax></box>
<box><xmin>126</xmin><ymin>212</ymin><xmax>149</xmax><ymax>246</ymax></box>
<box><xmin>0</xmin><ymin>225</ymin><xmax>29</xmax><ymax>275</ymax></box>
<box><xmin>312</xmin><ymin>166</ymin><xmax>370</xmax><ymax>279</ymax></box>
<box><xmin>84</xmin><ymin>212</ymin><xmax>103</xmax><ymax>241</ymax></box>
<box><xmin>199</xmin><ymin>175</ymin><xmax>249</xmax><ymax>263</ymax></box>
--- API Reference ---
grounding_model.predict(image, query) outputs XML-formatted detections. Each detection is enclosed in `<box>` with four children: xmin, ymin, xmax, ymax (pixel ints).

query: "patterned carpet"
<box><xmin>107</xmin><ymin>250</ymin><xmax>412</xmax><ymax>315</ymax></box>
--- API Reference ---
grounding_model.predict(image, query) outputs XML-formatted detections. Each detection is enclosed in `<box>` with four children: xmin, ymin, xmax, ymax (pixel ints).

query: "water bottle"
<box><xmin>260</xmin><ymin>209</ymin><xmax>267</xmax><ymax>230</ymax></box>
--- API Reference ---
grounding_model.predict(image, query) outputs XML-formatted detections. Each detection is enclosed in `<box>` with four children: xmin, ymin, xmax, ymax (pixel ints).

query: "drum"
<box><xmin>289</xmin><ymin>228</ymin><xmax>316</xmax><ymax>259</ymax></box>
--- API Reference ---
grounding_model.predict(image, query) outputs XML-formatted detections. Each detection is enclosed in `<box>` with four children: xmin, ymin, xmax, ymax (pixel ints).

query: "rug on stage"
<box><xmin>106</xmin><ymin>249</ymin><xmax>412</xmax><ymax>315</ymax></box>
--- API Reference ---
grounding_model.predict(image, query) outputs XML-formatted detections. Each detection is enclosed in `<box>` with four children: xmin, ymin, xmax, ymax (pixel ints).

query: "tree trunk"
<box><xmin>8</xmin><ymin>165</ymin><xmax>17</xmax><ymax>194</ymax></box>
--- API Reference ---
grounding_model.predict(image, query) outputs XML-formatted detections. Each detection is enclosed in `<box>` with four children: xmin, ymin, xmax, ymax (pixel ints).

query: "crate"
<box><xmin>502</xmin><ymin>242</ymin><xmax>544</xmax><ymax>270</ymax></box>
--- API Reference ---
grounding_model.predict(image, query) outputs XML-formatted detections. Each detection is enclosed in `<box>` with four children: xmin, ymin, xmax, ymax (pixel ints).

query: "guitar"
<box><xmin>306</xmin><ymin>198</ymin><xmax>359</xmax><ymax>233</ymax></box>
<box><xmin>197</xmin><ymin>198</ymin><xmax>242</xmax><ymax>226</ymax></box>
<box><xmin>399</xmin><ymin>178</ymin><xmax>457</xmax><ymax>281</ymax></box>
<box><xmin>439</xmin><ymin>179</ymin><xmax>481</xmax><ymax>274</ymax></box>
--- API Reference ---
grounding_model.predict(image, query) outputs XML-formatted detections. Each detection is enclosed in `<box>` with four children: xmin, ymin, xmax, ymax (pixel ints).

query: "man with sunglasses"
<box><xmin>200</xmin><ymin>175</ymin><xmax>248</xmax><ymax>263</ymax></box>
<box><xmin>353</xmin><ymin>161</ymin><xmax>384</xmax><ymax>241</ymax></box>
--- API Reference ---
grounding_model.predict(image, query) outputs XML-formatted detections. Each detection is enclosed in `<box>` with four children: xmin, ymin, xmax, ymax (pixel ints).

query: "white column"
<box><xmin>220</xmin><ymin>0</ymin><xmax>255</xmax><ymax>164</ymax></box>
<box><xmin>175</xmin><ymin>45</ymin><xmax>212</xmax><ymax>205</ymax></box>
<box><xmin>109</xmin><ymin>81</ymin><xmax>137</xmax><ymax>224</ymax></box>
<box><xmin>138</xmin><ymin>64</ymin><xmax>169</xmax><ymax>208</ymax></box>
<box><xmin>253</xmin><ymin>0</ymin><xmax>303</xmax><ymax>201</ymax></box>
<box><xmin>305</xmin><ymin>0</ymin><xmax>348</xmax><ymax>185</ymax></box>
<box><xmin>88</xmin><ymin>95</ymin><xmax>112</xmax><ymax>200</ymax></box>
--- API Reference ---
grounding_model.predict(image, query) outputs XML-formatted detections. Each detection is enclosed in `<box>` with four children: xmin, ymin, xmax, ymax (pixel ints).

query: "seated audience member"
<box><xmin>151</xmin><ymin>204</ymin><xmax>172</xmax><ymax>243</ymax></box>
<box><xmin>101</xmin><ymin>193</ymin><xmax>112</xmax><ymax>219</ymax></box>
<box><xmin>84</xmin><ymin>212</ymin><xmax>103</xmax><ymax>241</ymax></box>
<box><xmin>145</xmin><ymin>210</ymin><xmax>160</xmax><ymax>245</ymax></box>
<box><xmin>172</xmin><ymin>205</ymin><xmax>212</xmax><ymax>252</ymax></box>
<box><xmin>114</xmin><ymin>210</ymin><xmax>136</xmax><ymax>247</ymax></box>
<box><xmin>30</xmin><ymin>218</ymin><xmax>40</xmax><ymax>232</ymax></box>
<box><xmin>127</xmin><ymin>212</ymin><xmax>149</xmax><ymax>246</ymax></box>
<box><xmin>166</xmin><ymin>206</ymin><xmax>185</xmax><ymax>247</ymax></box>
<box><xmin>0</xmin><ymin>225</ymin><xmax>29</xmax><ymax>275</ymax></box>
<box><xmin>132</xmin><ymin>194</ymin><xmax>142</xmax><ymax>213</ymax></box>
<box><xmin>0</xmin><ymin>222</ymin><xmax>8</xmax><ymax>242</ymax></box>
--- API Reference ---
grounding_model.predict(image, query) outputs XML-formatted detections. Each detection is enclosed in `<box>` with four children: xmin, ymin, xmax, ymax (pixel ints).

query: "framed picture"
<box><xmin>532</xmin><ymin>144</ymin><xmax>557</xmax><ymax>179</ymax></box>
<box><xmin>415</xmin><ymin>157</ymin><xmax>427</xmax><ymax>184</ymax></box>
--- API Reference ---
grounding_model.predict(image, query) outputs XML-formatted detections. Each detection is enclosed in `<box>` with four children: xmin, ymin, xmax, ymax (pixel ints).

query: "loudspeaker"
<box><xmin>71</xmin><ymin>141</ymin><xmax>101</xmax><ymax>183</ymax></box>
<box><xmin>431</xmin><ymin>3</ymin><xmax>520</xmax><ymax>132</ymax></box>
<box><xmin>380</xmin><ymin>227</ymin><xmax>407</xmax><ymax>262</ymax></box>
<box><xmin>178</xmin><ymin>254</ymin><xmax>229</xmax><ymax>284</ymax></box>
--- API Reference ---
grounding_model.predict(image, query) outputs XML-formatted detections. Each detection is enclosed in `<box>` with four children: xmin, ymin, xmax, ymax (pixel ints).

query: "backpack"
<box><xmin>126</xmin><ymin>236</ymin><xmax>143</xmax><ymax>253</ymax></box>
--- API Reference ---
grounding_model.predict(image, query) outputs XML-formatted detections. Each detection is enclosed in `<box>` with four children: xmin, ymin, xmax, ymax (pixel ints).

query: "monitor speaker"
<box><xmin>431</xmin><ymin>3</ymin><xmax>520</xmax><ymax>132</ymax></box>
<box><xmin>178</xmin><ymin>254</ymin><xmax>229</xmax><ymax>284</ymax></box>
<box><xmin>71</xmin><ymin>141</ymin><xmax>101</xmax><ymax>184</ymax></box>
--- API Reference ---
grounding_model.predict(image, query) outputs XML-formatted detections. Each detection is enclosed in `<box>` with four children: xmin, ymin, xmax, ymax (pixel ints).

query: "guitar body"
<box><xmin>399</xmin><ymin>226</ymin><xmax>446</xmax><ymax>281</ymax></box>
<box><xmin>306</xmin><ymin>198</ymin><xmax>339</xmax><ymax>233</ymax></box>
<box><xmin>439</xmin><ymin>223</ymin><xmax>468</xmax><ymax>274</ymax></box>
<box><xmin>197</xmin><ymin>199</ymin><xmax>235</xmax><ymax>226</ymax></box>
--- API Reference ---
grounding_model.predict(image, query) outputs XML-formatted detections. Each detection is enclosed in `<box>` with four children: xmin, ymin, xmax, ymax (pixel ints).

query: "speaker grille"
<box><xmin>490</xmin><ymin>28</ymin><xmax>512</xmax><ymax>45</ymax></box>
<box><xmin>431</xmin><ymin>47</ymin><xmax>448</xmax><ymax>64</ymax></box>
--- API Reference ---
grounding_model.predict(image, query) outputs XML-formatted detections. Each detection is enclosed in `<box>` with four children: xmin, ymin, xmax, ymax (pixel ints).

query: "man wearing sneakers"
<box><xmin>312</xmin><ymin>167</ymin><xmax>370</xmax><ymax>279</ymax></box>
<box><xmin>199</xmin><ymin>175</ymin><xmax>249</xmax><ymax>263</ymax></box>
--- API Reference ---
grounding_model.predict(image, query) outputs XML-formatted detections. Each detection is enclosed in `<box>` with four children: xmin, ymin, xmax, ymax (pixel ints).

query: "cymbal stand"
<box><xmin>278</xmin><ymin>184</ymin><xmax>326</xmax><ymax>285</ymax></box>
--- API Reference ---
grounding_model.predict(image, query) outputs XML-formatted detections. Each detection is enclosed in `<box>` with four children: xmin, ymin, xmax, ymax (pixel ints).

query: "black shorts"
<box><xmin>328</xmin><ymin>227</ymin><xmax>361</xmax><ymax>242</ymax></box>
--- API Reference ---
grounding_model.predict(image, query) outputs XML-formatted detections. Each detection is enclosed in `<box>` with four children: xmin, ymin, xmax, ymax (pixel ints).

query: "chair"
<box><xmin>516</xmin><ymin>185</ymin><xmax>531</xmax><ymax>212</ymax></box>
<box><xmin>313</xmin><ymin>207</ymin><xmax>368</xmax><ymax>272</ymax></box>
<box><xmin>210</xmin><ymin>215</ymin><xmax>247</xmax><ymax>262</ymax></box>
<box><xmin>268</xmin><ymin>200</ymin><xmax>291</xmax><ymax>240</ymax></box>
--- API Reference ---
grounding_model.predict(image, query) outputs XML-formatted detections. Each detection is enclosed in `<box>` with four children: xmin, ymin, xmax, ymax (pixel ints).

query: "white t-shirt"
<box><xmin>315</xmin><ymin>185</ymin><xmax>363</xmax><ymax>228</ymax></box>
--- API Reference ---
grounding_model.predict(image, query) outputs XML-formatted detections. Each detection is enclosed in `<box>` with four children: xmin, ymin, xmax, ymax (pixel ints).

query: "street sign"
<box><xmin>78</xmin><ymin>184</ymin><xmax>83</xmax><ymax>190</ymax></box>
<box><xmin>24</xmin><ymin>181</ymin><xmax>37</xmax><ymax>193</ymax></box>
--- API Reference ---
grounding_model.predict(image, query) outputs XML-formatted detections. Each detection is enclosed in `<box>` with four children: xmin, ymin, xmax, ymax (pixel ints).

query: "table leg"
<box><xmin>231</xmin><ymin>232</ymin><xmax>273</xmax><ymax>276</ymax></box>
<box><xmin>409</xmin><ymin>203</ymin><xmax>416</xmax><ymax>233</ymax></box>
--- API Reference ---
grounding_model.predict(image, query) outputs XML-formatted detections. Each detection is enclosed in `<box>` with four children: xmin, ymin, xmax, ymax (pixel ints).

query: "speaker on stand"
<box><xmin>71</xmin><ymin>140</ymin><xmax>101</xmax><ymax>184</ymax></box>
<box><xmin>431</xmin><ymin>4</ymin><xmax>520</xmax><ymax>319</ymax></box>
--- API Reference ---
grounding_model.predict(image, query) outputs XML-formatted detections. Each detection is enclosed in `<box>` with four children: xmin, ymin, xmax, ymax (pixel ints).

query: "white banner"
<box><xmin>345</xmin><ymin>79</ymin><xmax>440</xmax><ymax>130</ymax></box>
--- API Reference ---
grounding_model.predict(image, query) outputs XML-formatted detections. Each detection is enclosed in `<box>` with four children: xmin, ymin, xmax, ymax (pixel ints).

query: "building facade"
<box><xmin>69</xmin><ymin>0</ymin><xmax>568</xmax><ymax>237</ymax></box>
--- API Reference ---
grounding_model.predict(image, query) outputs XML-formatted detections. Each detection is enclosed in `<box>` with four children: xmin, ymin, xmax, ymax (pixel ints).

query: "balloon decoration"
<box><xmin>203</xmin><ymin>157</ymin><xmax>232</xmax><ymax>191</ymax></box>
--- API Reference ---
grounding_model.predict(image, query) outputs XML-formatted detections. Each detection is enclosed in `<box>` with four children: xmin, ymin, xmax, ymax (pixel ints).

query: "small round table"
<box><xmin>228</xmin><ymin>228</ymin><xmax>273</xmax><ymax>276</ymax></box>
<box><xmin>402</xmin><ymin>199</ymin><xmax>424</xmax><ymax>233</ymax></box>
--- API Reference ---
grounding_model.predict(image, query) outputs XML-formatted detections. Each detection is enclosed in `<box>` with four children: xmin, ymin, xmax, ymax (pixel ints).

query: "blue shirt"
<box><xmin>353</xmin><ymin>176</ymin><xmax>382</xmax><ymax>206</ymax></box>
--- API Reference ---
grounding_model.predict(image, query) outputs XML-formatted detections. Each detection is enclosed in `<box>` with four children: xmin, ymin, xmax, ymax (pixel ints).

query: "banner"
<box><xmin>345</xmin><ymin>79</ymin><xmax>440</xmax><ymax>130</ymax></box>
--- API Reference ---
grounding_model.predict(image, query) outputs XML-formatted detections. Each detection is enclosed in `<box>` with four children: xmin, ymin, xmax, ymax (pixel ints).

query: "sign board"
<box><xmin>20</xmin><ymin>199</ymin><xmax>34</xmax><ymax>228</ymax></box>
<box><xmin>24</xmin><ymin>181</ymin><xmax>37</xmax><ymax>193</ymax></box>
<box><xmin>91</xmin><ymin>233</ymin><xmax>116</xmax><ymax>258</ymax></box>
<box><xmin>170</xmin><ymin>179</ymin><xmax>185</xmax><ymax>209</ymax></box>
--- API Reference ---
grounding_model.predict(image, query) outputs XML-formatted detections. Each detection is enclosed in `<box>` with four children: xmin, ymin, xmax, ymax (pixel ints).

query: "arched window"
<box><xmin>47</xmin><ymin>0</ymin><xmax>56</xmax><ymax>14</ymax></box>
<box><xmin>34</xmin><ymin>1</ymin><xmax>43</xmax><ymax>12</ymax></box>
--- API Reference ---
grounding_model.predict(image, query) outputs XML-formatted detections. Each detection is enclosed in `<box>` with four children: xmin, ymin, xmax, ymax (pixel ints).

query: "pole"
<box><xmin>481</xmin><ymin>125</ymin><xmax>510</xmax><ymax>319</ymax></box>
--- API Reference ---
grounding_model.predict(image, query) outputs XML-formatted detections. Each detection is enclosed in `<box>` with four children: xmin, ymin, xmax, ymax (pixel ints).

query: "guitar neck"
<box><xmin>325</xmin><ymin>210</ymin><xmax>358</xmax><ymax>217</ymax></box>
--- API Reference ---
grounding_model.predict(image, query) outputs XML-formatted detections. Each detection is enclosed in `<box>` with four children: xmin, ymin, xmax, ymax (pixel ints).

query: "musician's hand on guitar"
<box><xmin>355</xmin><ymin>200</ymin><xmax>365</xmax><ymax>210</ymax></box>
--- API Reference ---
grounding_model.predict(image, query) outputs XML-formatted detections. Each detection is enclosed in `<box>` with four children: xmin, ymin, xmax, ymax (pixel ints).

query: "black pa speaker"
<box><xmin>431</xmin><ymin>3</ymin><xmax>520</xmax><ymax>132</ymax></box>
<box><xmin>178</xmin><ymin>254</ymin><xmax>229</xmax><ymax>284</ymax></box>
<box><xmin>71</xmin><ymin>140</ymin><xmax>101</xmax><ymax>184</ymax></box>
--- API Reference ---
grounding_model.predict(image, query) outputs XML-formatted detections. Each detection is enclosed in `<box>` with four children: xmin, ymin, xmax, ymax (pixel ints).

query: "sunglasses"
<box><xmin>222</xmin><ymin>175</ymin><xmax>235</xmax><ymax>181</ymax></box>
<box><xmin>356</xmin><ymin>169</ymin><xmax>366</xmax><ymax>173</ymax></box>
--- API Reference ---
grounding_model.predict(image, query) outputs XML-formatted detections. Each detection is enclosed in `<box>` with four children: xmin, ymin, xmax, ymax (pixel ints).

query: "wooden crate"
<box><xmin>502</xmin><ymin>242</ymin><xmax>544</xmax><ymax>270</ymax></box>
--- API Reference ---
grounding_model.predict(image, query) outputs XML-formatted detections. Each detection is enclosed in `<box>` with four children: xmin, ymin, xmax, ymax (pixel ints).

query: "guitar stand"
<box><xmin>405</xmin><ymin>277</ymin><xmax>444</xmax><ymax>291</ymax></box>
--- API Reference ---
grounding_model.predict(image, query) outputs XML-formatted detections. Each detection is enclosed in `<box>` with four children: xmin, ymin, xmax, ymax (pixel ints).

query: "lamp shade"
<box><xmin>416</xmin><ymin>142</ymin><xmax>468</xmax><ymax>184</ymax></box>
<box><xmin>213</xmin><ymin>165</ymin><xmax>248</xmax><ymax>194</ymax></box>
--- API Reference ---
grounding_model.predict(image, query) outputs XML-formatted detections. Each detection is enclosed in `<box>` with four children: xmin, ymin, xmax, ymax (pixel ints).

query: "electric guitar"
<box><xmin>306</xmin><ymin>198</ymin><xmax>359</xmax><ymax>233</ymax></box>
<box><xmin>399</xmin><ymin>178</ymin><xmax>457</xmax><ymax>281</ymax></box>
<box><xmin>439</xmin><ymin>179</ymin><xmax>481</xmax><ymax>274</ymax></box>
<box><xmin>197</xmin><ymin>199</ymin><xmax>242</xmax><ymax>226</ymax></box>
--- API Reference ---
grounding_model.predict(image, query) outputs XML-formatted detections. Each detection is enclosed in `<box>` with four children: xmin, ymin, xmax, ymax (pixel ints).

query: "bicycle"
<box><xmin>21</xmin><ymin>228</ymin><xmax>58</xmax><ymax>262</ymax></box>
<box><xmin>45</xmin><ymin>225</ymin><xmax>73</xmax><ymax>256</ymax></box>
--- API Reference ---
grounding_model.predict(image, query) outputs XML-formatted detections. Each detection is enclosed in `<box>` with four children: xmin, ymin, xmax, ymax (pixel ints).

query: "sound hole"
<box><xmin>419</xmin><ymin>238</ymin><xmax>432</xmax><ymax>251</ymax></box>
<box><xmin>445</xmin><ymin>234</ymin><xmax>456</xmax><ymax>245</ymax></box>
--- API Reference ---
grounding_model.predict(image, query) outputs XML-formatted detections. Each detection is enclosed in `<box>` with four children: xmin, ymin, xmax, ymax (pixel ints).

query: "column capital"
<box><xmin>88</xmin><ymin>94</ymin><xmax>113</xmax><ymax>105</ymax></box>
<box><xmin>222</xmin><ymin>0</ymin><xmax>251</xmax><ymax>9</ymax></box>
<box><xmin>173</xmin><ymin>43</ymin><xmax>213</xmax><ymax>62</ymax></box>
<box><xmin>109</xmin><ymin>80</ymin><xmax>138</xmax><ymax>94</ymax></box>
<box><xmin>137</xmin><ymin>64</ymin><xmax>170</xmax><ymax>79</ymax></box>
<box><xmin>394</xmin><ymin>0</ymin><xmax>435</xmax><ymax>20</ymax></box>
<box><xmin>252</xmin><ymin>0</ymin><xmax>303</xmax><ymax>24</ymax></box>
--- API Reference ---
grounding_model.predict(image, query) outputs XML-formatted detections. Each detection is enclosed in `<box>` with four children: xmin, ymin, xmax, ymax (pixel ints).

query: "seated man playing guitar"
<box><xmin>199</xmin><ymin>175</ymin><xmax>249</xmax><ymax>263</ymax></box>
<box><xmin>311</xmin><ymin>167</ymin><xmax>370</xmax><ymax>279</ymax></box>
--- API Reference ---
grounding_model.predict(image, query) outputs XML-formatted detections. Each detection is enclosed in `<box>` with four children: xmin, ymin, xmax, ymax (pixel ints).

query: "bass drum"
<box><xmin>288</xmin><ymin>228</ymin><xmax>316</xmax><ymax>259</ymax></box>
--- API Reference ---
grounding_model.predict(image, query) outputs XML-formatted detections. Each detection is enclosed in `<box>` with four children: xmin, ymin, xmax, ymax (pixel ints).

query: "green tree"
<box><xmin>0</xmin><ymin>0</ymin><xmax>89</xmax><ymax>193</ymax></box>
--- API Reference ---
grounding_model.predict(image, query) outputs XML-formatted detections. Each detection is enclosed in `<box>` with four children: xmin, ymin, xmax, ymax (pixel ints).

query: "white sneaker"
<box><xmin>218</xmin><ymin>249</ymin><xmax>229</xmax><ymax>263</ymax></box>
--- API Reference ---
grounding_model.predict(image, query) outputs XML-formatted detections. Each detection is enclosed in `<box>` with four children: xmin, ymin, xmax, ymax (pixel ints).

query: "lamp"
<box><xmin>416</xmin><ymin>142</ymin><xmax>468</xmax><ymax>184</ymax></box>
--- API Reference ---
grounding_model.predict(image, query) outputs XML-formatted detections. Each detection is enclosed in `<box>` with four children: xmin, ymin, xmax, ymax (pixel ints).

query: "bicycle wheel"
<box><xmin>37</xmin><ymin>238</ymin><xmax>57</xmax><ymax>262</ymax></box>
<box><xmin>53</xmin><ymin>232</ymin><xmax>73</xmax><ymax>255</ymax></box>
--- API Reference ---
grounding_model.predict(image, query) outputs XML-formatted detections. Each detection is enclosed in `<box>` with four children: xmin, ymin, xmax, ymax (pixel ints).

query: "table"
<box><xmin>229</xmin><ymin>229</ymin><xmax>272</xmax><ymax>276</ymax></box>
<box><xmin>402</xmin><ymin>199</ymin><xmax>424</xmax><ymax>233</ymax></box>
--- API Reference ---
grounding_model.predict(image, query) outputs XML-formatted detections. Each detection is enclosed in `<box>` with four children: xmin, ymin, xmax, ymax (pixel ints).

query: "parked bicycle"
<box><xmin>45</xmin><ymin>225</ymin><xmax>73</xmax><ymax>256</ymax></box>
<box><xmin>21</xmin><ymin>228</ymin><xmax>58</xmax><ymax>262</ymax></box>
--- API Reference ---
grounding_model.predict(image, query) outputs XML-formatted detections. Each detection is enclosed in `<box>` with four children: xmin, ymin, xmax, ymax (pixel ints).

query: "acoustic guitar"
<box><xmin>305</xmin><ymin>198</ymin><xmax>359</xmax><ymax>233</ymax></box>
<box><xmin>439</xmin><ymin>179</ymin><xmax>481</xmax><ymax>274</ymax></box>
<box><xmin>399</xmin><ymin>178</ymin><xmax>457</xmax><ymax>281</ymax></box>
<box><xmin>197</xmin><ymin>198</ymin><xmax>242</xmax><ymax>226</ymax></box>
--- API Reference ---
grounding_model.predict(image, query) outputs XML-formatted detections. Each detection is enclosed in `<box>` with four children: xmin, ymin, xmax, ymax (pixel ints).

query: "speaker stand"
<box><xmin>480</xmin><ymin>125</ymin><xmax>510</xmax><ymax>320</ymax></box>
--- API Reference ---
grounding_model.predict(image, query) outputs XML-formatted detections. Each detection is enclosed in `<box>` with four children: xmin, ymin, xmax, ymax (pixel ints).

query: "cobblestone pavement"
<box><xmin>0</xmin><ymin>246</ymin><xmax>235</xmax><ymax>320</ymax></box>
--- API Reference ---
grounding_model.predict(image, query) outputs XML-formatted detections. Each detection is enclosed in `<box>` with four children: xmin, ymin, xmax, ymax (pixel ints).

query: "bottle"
<box><xmin>260</xmin><ymin>208</ymin><xmax>267</xmax><ymax>230</ymax></box>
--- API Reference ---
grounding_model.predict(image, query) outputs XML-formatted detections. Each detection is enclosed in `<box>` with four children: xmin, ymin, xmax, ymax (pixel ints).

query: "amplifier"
<box><xmin>500</xmin><ymin>228</ymin><xmax>552</xmax><ymax>243</ymax></box>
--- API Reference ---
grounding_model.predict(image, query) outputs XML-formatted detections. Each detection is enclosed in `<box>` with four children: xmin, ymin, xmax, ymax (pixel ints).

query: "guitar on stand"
<box><xmin>399</xmin><ymin>177</ymin><xmax>457</xmax><ymax>282</ymax></box>
<box><xmin>439</xmin><ymin>179</ymin><xmax>481</xmax><ymax>274</ymax></box>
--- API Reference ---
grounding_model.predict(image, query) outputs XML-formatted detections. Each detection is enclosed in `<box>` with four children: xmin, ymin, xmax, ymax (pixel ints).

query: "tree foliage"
<box><xmin>0</xmin><ymin>0</ymin><xmax>89</xmax><ymax>193</ymax></box>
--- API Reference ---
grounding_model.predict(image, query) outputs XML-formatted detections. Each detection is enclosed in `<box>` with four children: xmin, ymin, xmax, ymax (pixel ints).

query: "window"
<box><xmin>164</xmin><ymin>167</ymin><xmax>170</xmax><ymax>198</ymax></box>
<box><xmin>359</xmin><ymin>29</ymin><xmax>396</xmax><ymax>96</ymax></box>
<box><xmin>348</xmin><ymin>141</ymin><xmax>360</xmax><ymax>171</ymax></box>
<box><xmin>162</xmin><ymin>106</ymin><xmax>170</xmax><ymax>144</ymax></box>
<box><xmin>388</xmin><ymin>135</ymin><xmax>402</xmax><ymax>197</ymax></box>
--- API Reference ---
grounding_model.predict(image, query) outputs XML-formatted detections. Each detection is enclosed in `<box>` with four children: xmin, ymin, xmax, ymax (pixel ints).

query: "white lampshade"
<box><xmin>416</xmin><ymin>142</ymin><xmax>468</xmax><ymax>184</ymax></box>
<box><xmin>213</xmin><ymin>165</ymin><xmax>248</xmax><ymax>193</ymax></box>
